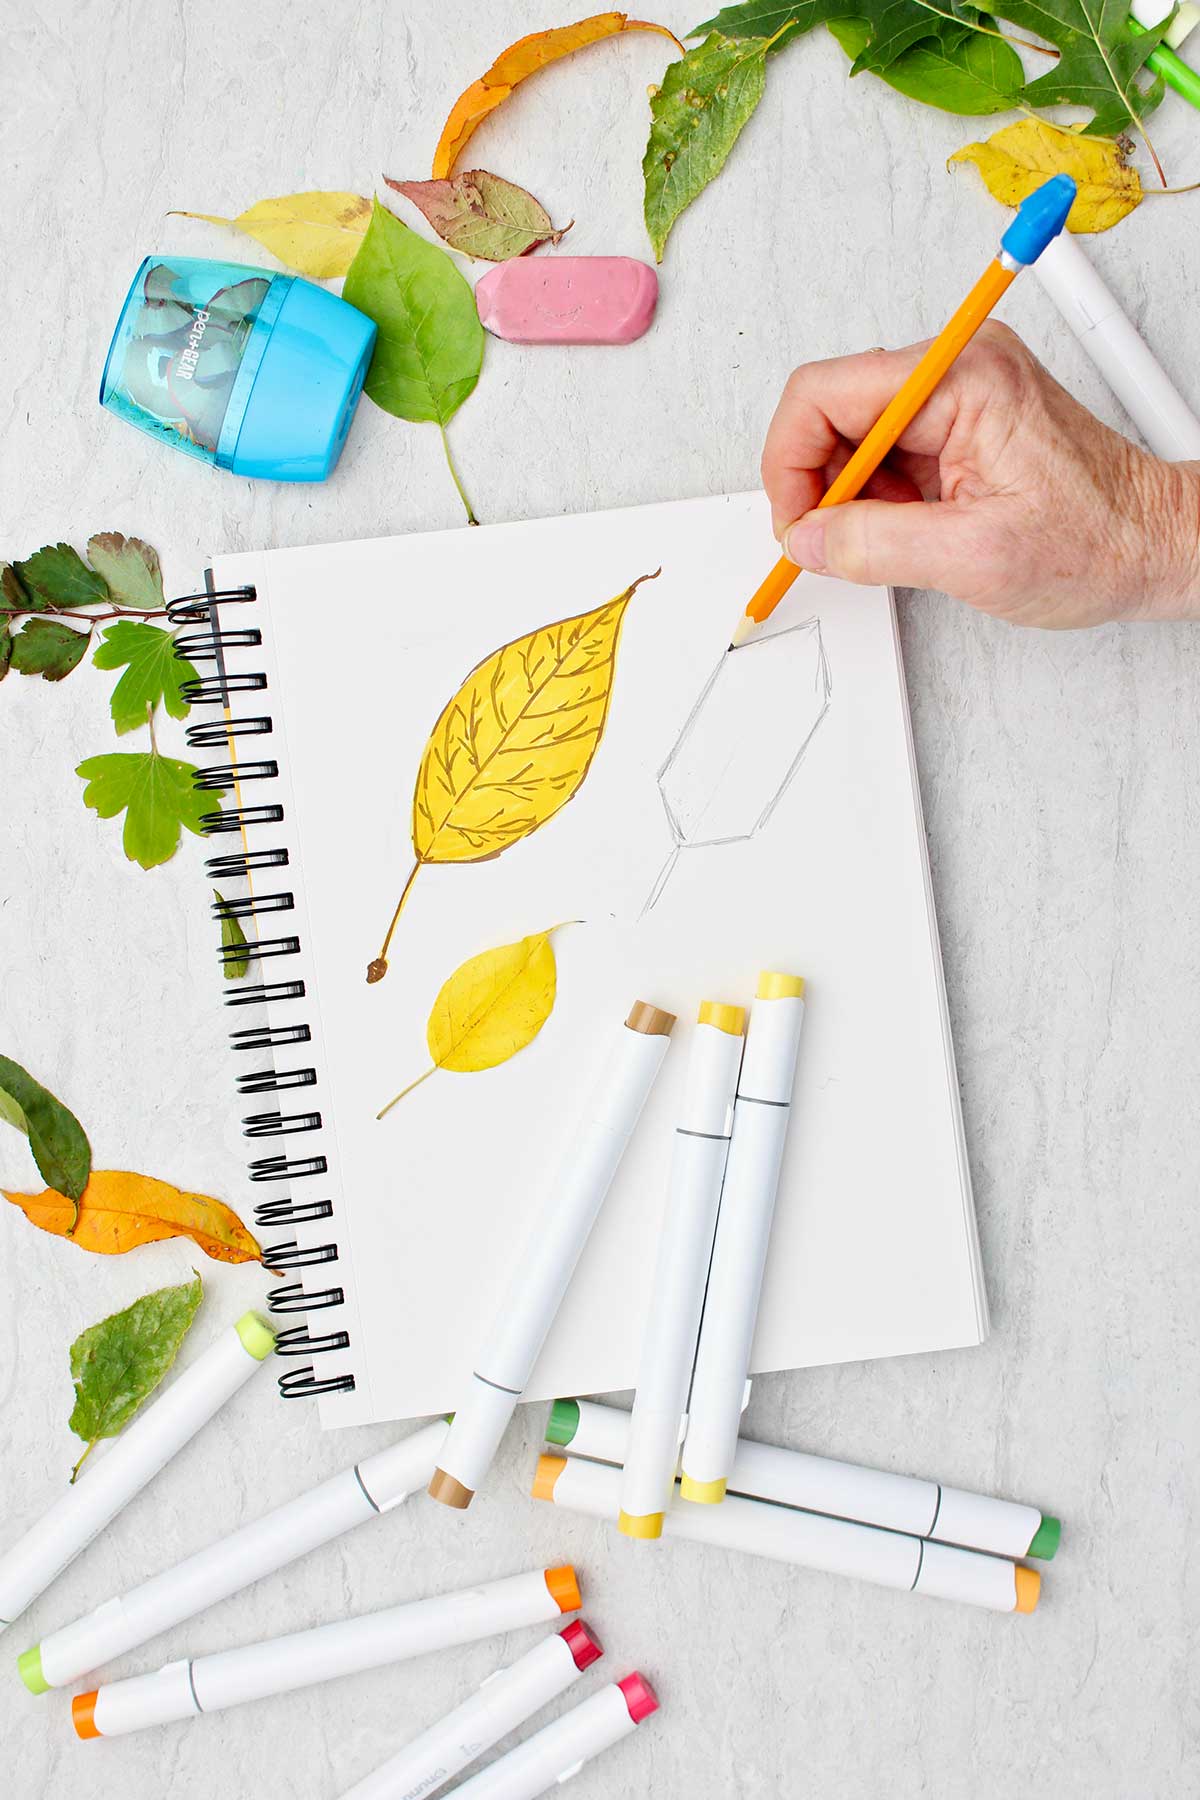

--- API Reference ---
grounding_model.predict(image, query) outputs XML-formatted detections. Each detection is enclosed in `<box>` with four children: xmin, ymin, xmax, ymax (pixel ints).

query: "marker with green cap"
<box><xmin>550</xmin><ymin>1397</ymin><xmax>1061</xmax><ymax>1564</ymax></box>
<box><xmin>1129</xmin><ymin>0</ymin><xmax>1200</xmax><ymax>113</ymax></box>
<box><xmin>1</xmin><ymin>1309</ymin><xmax>274</xmax><ymax>1647</ymax></box>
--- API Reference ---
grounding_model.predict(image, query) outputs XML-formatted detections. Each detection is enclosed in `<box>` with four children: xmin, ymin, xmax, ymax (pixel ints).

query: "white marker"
<box><xmin>430</xmin><ymin>1001</ymin><xmax>676</xmax><ymax>1511</ymax></box>
<box><xmin>2</xmin><ymin>1310</ymin><xmax>274</xmax><ymax>1646</ymax></box>
<box><xmin>554</xmin><ymin>1398</ymin><xmax>1061</xmax><ymax>1563</ymax></box>
<box><xmin>339</xmin><ymin>1621</ymin><xmax>603</xmax><ymax>1800</ymax></box>
<box><xmin>447</xmin><ymin>1674</ymin><xmax>659</xmax><ymax>1799</ymax></box>
<box><xmin>26</xmin><ymin>1419</ymin><xmax>448</xmax><ymax>1692</ymax></box>
<box><xmin>1035</xmin><ymin>231</ymin><xmax>1200</xmax><ymax>461</ymax></box>
<box><xmin>72</xmin><ymin>1564</ymin><xmax>581</xmax><ymax>1740</ymax></box>
<box><xmin>534</xmin><ymin>1455</ymin><xmax>1039</xmax><ymax>1615</ymax></box>
<box><xmin>681</xmin><ymin>973</ymin><xmax>805</xmax><ymax>1504</ymax></box>
<box><xmin>619</xmin><ymin>1002</ymin><xmax>744</xmax><ymax>1540</ymax></box>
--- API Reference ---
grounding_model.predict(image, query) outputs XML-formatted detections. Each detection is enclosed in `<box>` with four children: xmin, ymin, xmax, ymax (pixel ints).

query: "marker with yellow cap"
<box><xmin>535</xmin><ymin>1456</ymin><xmax>1040</xmax><ymax>1616</ymax></box>
<box><xmin>71</xmin><ymin>1565</ymin><xmax>581</xmax><ymax>1740</ymax></box>
<box><xmin>619</xmin><ymin>1001</ymin><xmax>745</xmax><ymax>1540</ymax></box>
<box><xmin>0</xmin><ymin>1309</ymin><xmax>275</xmax><ymax>1640</ymax></box>
<box><xmin>680</xmin><ymin>973</ymin><xmax>806</xmax><ymax>1506</ymax></box>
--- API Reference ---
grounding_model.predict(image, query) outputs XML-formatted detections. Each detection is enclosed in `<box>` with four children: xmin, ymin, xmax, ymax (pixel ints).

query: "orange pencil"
<box><xmin>731</xmin><ymin>174</ymin><xmax>1077</xmax><ymax>649</ymax></box>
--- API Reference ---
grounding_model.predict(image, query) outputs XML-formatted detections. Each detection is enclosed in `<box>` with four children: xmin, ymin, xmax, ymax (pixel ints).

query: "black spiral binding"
<box><xmin>171</xmin><ymin>574</ymin><xmax>354</xmax><ymax>1400</ymax></box>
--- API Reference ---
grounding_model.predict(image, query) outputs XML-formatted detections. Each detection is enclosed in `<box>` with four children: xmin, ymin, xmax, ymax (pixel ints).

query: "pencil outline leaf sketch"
<box><xmin>368</xmin><ymin>571</ymin><xmax>659</xmax><ymax>981</ymax></box>
<box><xmin>642</xmin><ymin>615</ymin><xmax>831</xmax><ymax>913</ymax></box>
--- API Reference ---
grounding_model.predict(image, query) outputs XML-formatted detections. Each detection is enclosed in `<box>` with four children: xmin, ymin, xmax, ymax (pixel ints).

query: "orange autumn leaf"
<box><xmin>432</xmin><ymin>12</ymin><xmax>683</xmax><ymax>177</ymax></box>
<box><xmin>3</xmin><ymin>1170</ymin><xmax>262</xmax><ymax>1264</ymax></box>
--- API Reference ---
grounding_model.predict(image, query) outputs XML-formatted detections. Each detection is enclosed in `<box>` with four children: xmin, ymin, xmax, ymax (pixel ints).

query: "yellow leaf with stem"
<box><xmin>168</xmin><ymin>192</ymin><xmax>372</xmax><ymax>277</ymax></box>
<box><xmin>949</xmin><ymin>119</ymin><xmax>1142</xmax><ymax>234</ymax></box>
<box><xmin>377</xmin><ymin>926</ymin><xmax>566</xmax><ymax>1117</ymax></box>
<box><xmin>367</xmin><ymin>570</ymin><xmax>658</xmax><ymax>982</ymax></box>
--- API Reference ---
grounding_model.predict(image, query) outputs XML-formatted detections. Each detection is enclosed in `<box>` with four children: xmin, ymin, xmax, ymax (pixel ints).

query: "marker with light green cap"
<box><xmin>3</xmin><ymin>1309</ymin><xmax>274</xmax><ymax>1650</ymax></box>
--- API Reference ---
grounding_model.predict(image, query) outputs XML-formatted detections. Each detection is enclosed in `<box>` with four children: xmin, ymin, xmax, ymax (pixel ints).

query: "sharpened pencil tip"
<box><xmin>729</xmin><ymin>615</ymin><xmax>758</xmax><ymax>650</ymax></box>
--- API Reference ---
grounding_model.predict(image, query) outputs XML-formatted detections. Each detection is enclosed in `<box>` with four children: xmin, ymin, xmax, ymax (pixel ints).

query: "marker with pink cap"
<box><xmin>339</xmin><ymin>1621</ymin><xmax>604</xmax><ymax>1800</ymax></box>
<box><xmin>446</xmin><ymin>1674</ymin><xmax>659</xmax><ymax>1798</ymax></box>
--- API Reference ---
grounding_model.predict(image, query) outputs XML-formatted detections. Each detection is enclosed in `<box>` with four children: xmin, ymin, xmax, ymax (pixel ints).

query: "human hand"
<box><xmin>761</xmin><ymin>323</ymin><xmax>1200</xmax><ymax>627</ymax></box>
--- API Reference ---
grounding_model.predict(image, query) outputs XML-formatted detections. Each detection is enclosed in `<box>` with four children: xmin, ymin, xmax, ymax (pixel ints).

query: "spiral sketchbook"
<box><xmin>176</xmin><ymin>491</ymin><xmax>987</xmax><ymax>1427</ymax></box>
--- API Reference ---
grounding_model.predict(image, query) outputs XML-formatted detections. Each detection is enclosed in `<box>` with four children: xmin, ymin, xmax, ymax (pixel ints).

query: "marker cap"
<box><xmin>679</xmin><ymin>1474</ymin><xmax>727</xmax><ymax>1505</ymax></box>
<box><xmin>1027</xmin><ymin>1514</ymin><xmax>1061</xmax><ymax>1560</ymax></box>
<box><xmin>72</xmin><ymin>1692</ymin><xmax>101</xmax><ymax>1739</ymax></box>
<box><xmin>560</xmin><ymin>1619</ymin><xmax>604</xmax><ymax>1670</ymax></box>
<box><xmin>698</xmin><ymin>1001</ymin><xmax>746</xmax><ymax>1036</ymax></box>
<box><xmin>543</xmin><ymin>1565</ymin><xmax>582</xmax><ymax>1613</ymax></box>
<box><xmin>234</xmin><ymin>1310</ymin><xmax>277</xmax><ymax>1360</ymax></box>
<box><xmin>626</xmin><ymin>1001</ymin><xmax>676</xmax><ymax>1037</ymax></box>
<box><xmin>757</xmin><ymin>971</ymin><xmax>805</xmax><ymax>1000</ymax></box>
<box><xmin>618</xmin><ymin>1509</ymin><xmax>665</xmax><ymax>1540</ymax></box>
<box><xmin>546</xmin><ymin>1399</ymin><xmax>580</xmax><ymax>1447</ymax></box>
<box><xmin>617</xmin><ymin>1672</ymin><xmax>659</xmax><ymax>1723</ymax></box>
<box><xmin>17</xmin><ymin>1645</ymin><xmax>47</xmax><ymax>1695</ymax></box>
<box><xmin>532</xmin><ymin>1454</ymin><xmax>567</xmax><ymax>1501</ymax></box>
<box><xmin>1013</xmin><ymin>1566</ymin><xmax>1041</xmax><ymax>1614</ymax></box>
<box><xmin>428</xmin><ymin>1468</ymin><xmax>474</xmax><ymax>1509</ymax></box>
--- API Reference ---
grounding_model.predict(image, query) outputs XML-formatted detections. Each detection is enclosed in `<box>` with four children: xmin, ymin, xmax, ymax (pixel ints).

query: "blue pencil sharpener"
<box><xmin>100</xmin><ymin>255</ymin><xmax>377</xmax><ymax>482</ymax></box>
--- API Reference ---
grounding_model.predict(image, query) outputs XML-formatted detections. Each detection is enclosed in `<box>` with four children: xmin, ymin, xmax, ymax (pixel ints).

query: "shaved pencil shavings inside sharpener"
<box><xmin>100</xmin><ymin>255</ymin><xmax>376</xmax><ymax>482</ymax></box>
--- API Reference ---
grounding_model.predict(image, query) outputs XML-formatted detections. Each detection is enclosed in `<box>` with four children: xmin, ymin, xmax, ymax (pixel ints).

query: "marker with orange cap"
<box><xmin>339</xmin><ymin>1620</ymin><xmax>603</xmax><ymax>1800</ymax></box>
<box><xmin>680</xmin><ymin>973</ymin><xmax>806</xmax><ymax>1506</ymax></box>
<box><xmin>534</xmin><ymin>1455</ymin><xmax>1039</xmax><ymax>1615</ymax></box>
<box><xmin>71</xmin><ymin>1565</ymin><xmax>581</xmax><ymax>1740</ymax></box>
<box><xmin>730</xmin><ymin>173</ymin><xmax>1078</xmax><ymax>649</ymax></box>
<box><xmin>447</xmin><ymin>1673</ymin><xmax>659</xmax><ymax>1799</ymax></box>
<box><xmin>619</xmin><ymin>1001</ymin><xmax>745</xmax><ymax>1540</ymax></box>
<box><xmin>430</xmin><ymin>1001</ymin><xmax>676</xmax><ymax>1513</ymax></box>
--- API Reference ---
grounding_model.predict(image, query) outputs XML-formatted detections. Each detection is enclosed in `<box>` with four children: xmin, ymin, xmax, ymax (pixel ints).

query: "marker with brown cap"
<box><xmin>430</xmin><ymin>1001</ymin><xmax>676</xmax><ymax>1512</ymax></box>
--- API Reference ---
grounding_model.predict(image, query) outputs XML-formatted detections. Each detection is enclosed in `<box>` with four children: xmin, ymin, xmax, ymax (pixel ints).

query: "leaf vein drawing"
<box><xmin>367</xmin><ymin>570</ymin><xmax>659</xmax><ymax>982</ymax></box>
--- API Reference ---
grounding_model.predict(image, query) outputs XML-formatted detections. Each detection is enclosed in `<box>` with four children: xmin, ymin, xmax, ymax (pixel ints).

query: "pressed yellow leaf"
<box><xmin>169</xmin><ymin>192</ymin><xmax>372</xmax><ymax>277</ymax></box>
<box><xmin>368</xmin><ymin>571</ymin><xmax>658</xmax><ymax>981</ymax></box>
<box><xmin>949</xmin><ymin>120</ymin><xmax>1141</xmax><ymax>234</ymax></box>
<box><xmin>378</xmin><ymin>927</ymin><xmax>561</xmax><ymax>1116</ymax></box>
<box><xmin>432</xmin><ymin>13</ymin><xmax>684</xmax><ymax>177</ymax></box>
<box><xmin>4</xmin><ymin>1170</ymin><xmax>262</xmax><ymax>1263</ymax></box>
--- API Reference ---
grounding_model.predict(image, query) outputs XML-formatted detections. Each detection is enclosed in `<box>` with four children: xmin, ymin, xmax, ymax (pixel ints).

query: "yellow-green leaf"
<box><xmin>949</xmin><ymin>119</ymin><xmax>1142</xmax><ymax>234</ymax></box>
<box><xmin>377</xmin><ymin>928</ymin><xmax>562</xmax><ymax>1116</ymax></box>
<box><xmin>367</xmin><ymin>571</ymin><xmax>658</xmax><ymax>981</ymax></box>
<box><xmin>67</xmin><ymin>1276</ymin><xmax>203</xmax><ymax>1481</ymax></box>
<box><xmin>169</xmin><ymin>192</ymin><xmax>372</xmax><ymax>277</ymax></box>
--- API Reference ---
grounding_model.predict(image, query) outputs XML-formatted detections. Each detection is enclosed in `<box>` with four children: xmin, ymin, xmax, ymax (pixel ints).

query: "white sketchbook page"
<box><xmin>213</xmin><ymin>491</ymin><xmax>985</xmax><ymax>1429</ymax></box>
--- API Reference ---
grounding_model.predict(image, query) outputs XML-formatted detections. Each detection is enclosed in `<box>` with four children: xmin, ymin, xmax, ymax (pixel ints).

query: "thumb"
<box><xmin>783</xmin><ymin>498</ymin><xmax>979</xmax><ymax>594</ymax></box>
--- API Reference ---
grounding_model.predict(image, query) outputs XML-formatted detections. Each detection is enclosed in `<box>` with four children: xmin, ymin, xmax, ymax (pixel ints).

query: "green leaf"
<box><xmin>67</xmin><ymin>1276</ymin><xmax>203</xmax><ymax>1480</ymax></box>
<box><xmin>13</xmin><ymin>543</ymin><xmax>110</xmax><ymax>610</ymax></box>
<box><xmin>829</xmin><ymin>14</ymin><xmax>1023</xmax><ymax>109</ymax></box>
<box><xmin>85</xmin><ymin>534</ymin><xmax>165</xmax><ymax>611</ymax></box>
<box><xmin>1000</xmin><ymin>0</ymin><xmax>1168</xmax><ymax>139</ymax></box>
<box><xmin>643</xmin><ymin>32</ymin><xmax>776</xmax><ymax>262</ymax></box>
<box><xmin>0</xmin><ymin>1054</ymin><xmax>92</xmax><ymax>1204</ymax></box>
<box><xmin>92</xmin><ymin>621</ymin><xmax>198</xmax><ymax>734</ymax></box>
<box><xmin>214</xmin><ymin>889</ymin><xmax>250</xmax><ymax>979</ymax></box>
<box><xmin>1</xmin><ymin>562</ymin><xmax>35</xmax><ymax>614</ymax></box>
<box><xmin>10</xmin><ymin>618</ymin><xmax>90</xmax><ymax>682</ymax></box>
<box><xmin>0</xmin><ymin>619</ymin><xmax>11</xmax><ymax>683</ymax></box>
<box><xmin>385</xmin><ymin>170</ymin><xmax>571</xmax><ymax>262</ymax></box>
<box><xmin>342</xmin><ymin>200</ymin><xmax>485</xmax><ymax>426</ymax></box>
<box><xmin>76</xmin><ymin>751</ymin><xmax>211</xmax><ymax>870</ymax></box>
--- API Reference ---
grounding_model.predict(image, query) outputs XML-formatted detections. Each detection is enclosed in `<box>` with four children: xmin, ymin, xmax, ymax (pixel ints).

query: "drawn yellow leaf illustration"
<box><xmin>377</xmin><ymin>926</ymin><xmax>563</xmax><ymax>1117</ymax></box>
<box><xmin>168</xmin><ymin>192</ymin><xmax>372</xmax><ymax>277</ymax></box>
<box><xmin>949</xmin><ymin>120</ymin><xmax>1142</xmax><ymax>235</ymax></box>
<box><xmin>367</xmin><ymin>570</ymin><xmax>658</xmax><ymax>981</ymax></box>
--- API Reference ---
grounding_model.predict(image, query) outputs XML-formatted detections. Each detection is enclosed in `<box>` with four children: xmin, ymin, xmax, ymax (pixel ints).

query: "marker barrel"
<box><xmin>448</xmin><ymin>1676</ymin><xmax>658</xmax><ymax>1799</ymax></box>
<box><xmin>561</xmin><ymin>1398</ymin><xmax>1055</xmax><ymax>1561</ymax></box>
<box><xmin>33</xmin><ymin>1419</ymin><xmax>447</xmax><ymax>1690</ymax></box>
<box><xmin>0</xmin><ymin>1311</ymin><xmax>274</xmax><ymax>1634</ymax></box>
<box><xmin>682</xmin><ymin>979</ymin><xmax>805</xmax><ymax>1499</ymax></box>
<box><xmin>536</xmin><ymin>1456</ymin><xmax>1038</xmax><ymax>1615</ymax></box>
<box><xmin>620</xmin><ymin>1007</ymin><xmax>743</xmax><ymax>1536</ymax></box>
<box><xmin>339</xmin><ymin>1622</ymin><xmax>602</xmax><ymax>1800</ymax></box>
<box><xmin>74</xmin><ymin>1565</ymin><xmax>580</xmax><ymax>1739</ymax></box>
<box><xmin>432</xmin><ymin>1004</ymin><xmax>674</xmax><ymax>1507</ymax></box>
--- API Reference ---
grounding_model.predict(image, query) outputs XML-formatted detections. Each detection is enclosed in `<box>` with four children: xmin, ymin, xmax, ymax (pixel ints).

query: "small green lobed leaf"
<box><xmin>828</xmin><ymin>15</ymin><xmax>1023</xmax><ymax>111</ymax></box>
<box><xmin>76</xmin><ymin>751</ymin><xmax>212</xmax><ymax>871</ymax></box>
<box><xmin>214</xmin><ymin>890</ymin><xmax>251</xmax><ymax>979</ymax></box>
<box><xmin>67</xmin><ymin>1275</ymin><xmax>203</xmax><ymax>1479</ymax></box>
<box><xmin>0</xmin><ymin>1053</ymin><xmax>92</xmax><ymax>1204</ymax></box>
<box><xmin>1</xmin><ymin>562</ymin><xmax>34</xmax><ymax>613</ymax></box>
<box><xmin>10</xmin><ymin>619</ymin><xmax>90</xmax><ymax>682</ymax></box>
<box><xmin>92</xmin><ymin>621</ymin><xmax>198</xmax><ymax>733</ymax></box>
<box><xmin>643</xmin><ymin>32</ymin><xmax>774</xmax><ymax>262</ymax></box>
<box><xmin>0</xmin><ymin>619</ymin><xmax>11</xmax><ymax>683</ymax></box>
<box><xmin>85</xmin><ymin>534</ymin><xmax>165</xmax><ymax>610</ymax></box>
<box><xmin>14</xmin><ymin>543</ymin><xmax>110</xmax><ymax>610</ymax></box>
<box><xmin>342</xmin><ymin>200</ymin><xmax>485</xmax><ymax>427</ymax></box>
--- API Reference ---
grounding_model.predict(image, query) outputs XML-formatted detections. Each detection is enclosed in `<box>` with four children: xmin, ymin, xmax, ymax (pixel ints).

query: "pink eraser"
<box><xmin>474</xmin><ymin>256</ymin><xmax>658</xmax><ymax>346</ymax></box>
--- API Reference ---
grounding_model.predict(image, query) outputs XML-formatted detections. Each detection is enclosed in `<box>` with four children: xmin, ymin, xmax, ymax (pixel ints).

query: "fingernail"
<box><xmin>784</xmin><ymin>518</ymin><xmax>826</xmax><ymax>572</ymax></box>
